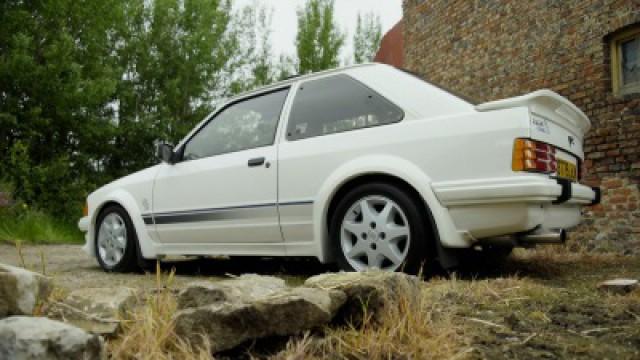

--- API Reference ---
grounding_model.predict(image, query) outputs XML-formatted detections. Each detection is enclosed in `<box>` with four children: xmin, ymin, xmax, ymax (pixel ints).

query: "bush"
<box><xmin>0</xmin><ymin>203</ymin><xmax>83</xmax><ymax>244</ymax></box>
<box><xmin>4</xmin><ymin>142</ymin><xmax>91</xmax><ymax>221</ymax></box>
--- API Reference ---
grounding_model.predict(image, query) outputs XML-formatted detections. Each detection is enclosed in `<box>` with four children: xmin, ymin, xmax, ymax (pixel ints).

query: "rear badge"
<box><xmin>531</xmin><ymin>117</ymin><xmax>550</xmax><ymax>134</ymax></box>
<box><xmin>568</xmin><ymin>136</ymin><xmax>575</xmax><ymax>147</ymax></box>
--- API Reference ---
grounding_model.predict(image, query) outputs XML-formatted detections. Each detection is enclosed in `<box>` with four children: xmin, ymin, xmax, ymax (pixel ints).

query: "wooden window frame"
<box><xmin>611</xmin><ymin>26</ymin><xmax>640</xmax><ymax>96</ymax></box>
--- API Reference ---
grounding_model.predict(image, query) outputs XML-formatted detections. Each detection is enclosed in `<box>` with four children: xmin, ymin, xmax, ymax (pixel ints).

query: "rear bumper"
<box><xmin>432</xmin><ymin>176</ymin><xmax>598</xmax><ymax>207</ymax></box>
<box><xmin>432</xmin><ymin>176</ymin><xmax>599</xmax><ymax>241</ymax></box>
<box><xmin>553</xmin><ymin>177</ymin><xmax>600</xmax><ymax>206</ymax></box>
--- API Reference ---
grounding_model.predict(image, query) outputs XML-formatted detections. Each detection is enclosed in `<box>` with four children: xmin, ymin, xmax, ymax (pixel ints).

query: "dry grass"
<box><xmin>104</xmin><ymin>267</ymin><xmax>469</xmax><ymax>360</ymax></box>
<box><xmin>107</xmin><ymin>262</ymin><xmax>213</xmax><ymax>360</ymax></box>
<box><xmin>514</xmin><ymin>245</ymin><xmax>623</xmax><ymax>263</ymax></box>
<box><xmin>271</xmin><ymin>279</ymin><xmax>468</xmax><ymax>360</ymax></box>
<box><xmin>65</xmin><ymin>248</ymin><xmax>638</xmax><ymax>359</ymax></box>
<box><xmin>268</xmin><ymin>251</ymin><xmax>640</xmax><ymax>360</ymax></box>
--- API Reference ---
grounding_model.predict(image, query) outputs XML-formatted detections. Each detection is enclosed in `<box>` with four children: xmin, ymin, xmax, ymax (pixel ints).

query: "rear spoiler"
<box><xmin>475</xmin><ymin>90</ymin><xmax>591</xmax><ymax>136</ymax></box>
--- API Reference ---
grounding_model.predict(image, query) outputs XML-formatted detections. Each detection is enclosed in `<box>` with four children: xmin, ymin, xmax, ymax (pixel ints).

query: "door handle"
<box><xmin>248</xmin><ymin>157</ymin><xmax>266</xmax><ymax>167</ymax></box>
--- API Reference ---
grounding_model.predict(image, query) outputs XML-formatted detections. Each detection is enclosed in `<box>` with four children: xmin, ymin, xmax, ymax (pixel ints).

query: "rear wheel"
<box><xmin>329</xmin><ymin>183</ymin><xmax>433</xmax><ymax>274</ymax></box>
<box><xmin>95</xmin><ymin>205</ymin><xmax>139</xmax><ymax>273</ymax></box>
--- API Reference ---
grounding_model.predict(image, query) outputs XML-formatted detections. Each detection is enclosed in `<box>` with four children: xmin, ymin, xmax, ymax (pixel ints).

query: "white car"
<box><xmin>78</xmin><ymin>63</ymin><xmax>599</xmax><ymax>273</ymax></box>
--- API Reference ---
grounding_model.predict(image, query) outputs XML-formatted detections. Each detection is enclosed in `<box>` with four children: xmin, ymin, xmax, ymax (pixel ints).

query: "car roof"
<box><xmin>228</xmin><ymin>63</ymin><xmax>379</xmax><ymax>101</ymax></box>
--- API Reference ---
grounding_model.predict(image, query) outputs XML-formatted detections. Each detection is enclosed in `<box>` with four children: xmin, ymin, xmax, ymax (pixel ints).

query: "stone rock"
<box><xmin>174</xmin><ymin>286</ymin><xmax>346</xmax><ymax>353</ymax></box>
<box><xmin>597</xmin><ymin>279</ymin><xmax>639</xmax><ymax>294</ymax></box>
<box><xmin>304</xmin><ymin>271</ymin><xmax>421</xmax><ymax>324</ymax></box>
<box><xmin>48</xmin><ymin>287</ymin><xmax>138</xmax><ymax>336</ymax></box>
<box><xmin>177</xmin><ymin>274</ymin><xmax>286</xmax><ymax>309</ymax></box>
<box><xmin>0</xmin><ymin>263</ymin><xmax>52</xmax><ymax>317</ymax></box>
<box><xmin>0</xmin><ymin>316</ymin><xmax>104</xmax><ymax>360</ymax></box>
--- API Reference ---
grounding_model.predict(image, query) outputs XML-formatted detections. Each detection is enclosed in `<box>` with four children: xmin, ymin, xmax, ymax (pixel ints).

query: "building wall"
<box><xmin>403</xmin><ymin>0</ymin><xmax>640</xmax><ymax>253</ymax></box>
<box><xmin>374</xmin><ymin>21</ymin><xmax>404</xmax><ymax>68</ymax></box>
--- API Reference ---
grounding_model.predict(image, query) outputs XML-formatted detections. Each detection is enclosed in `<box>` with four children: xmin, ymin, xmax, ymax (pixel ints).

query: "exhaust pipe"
<box><xmin>480</xmin><ymin>229</ymin><xmax>566</xmax><ymax>247</ymax></box>
<box><xmin>519</xmin><ymin>229</ymin><xmax>566</xmax><ymax>245</ymax></box>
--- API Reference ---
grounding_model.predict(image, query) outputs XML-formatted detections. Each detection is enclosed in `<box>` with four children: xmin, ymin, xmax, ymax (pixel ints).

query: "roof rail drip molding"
<box><xmin>230</xmin><ymin>63</ymin><xmax>380</xmax><ymax>101</ymax></box>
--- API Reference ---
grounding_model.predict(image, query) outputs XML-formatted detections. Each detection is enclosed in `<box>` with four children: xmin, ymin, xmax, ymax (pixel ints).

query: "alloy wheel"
<box><xmin>340</xmin><ymin>195</ymin><xmax>411</xmax><ymax>271</ymax></box>
<box><xmin>97</xmin><ymin>213</ymin><xmax>128</xmax><ymax>267</ymax></box>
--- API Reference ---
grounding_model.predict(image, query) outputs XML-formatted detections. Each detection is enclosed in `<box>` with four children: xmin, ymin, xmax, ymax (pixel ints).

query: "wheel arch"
<box><xmin>88</xmin><ymin>190</ymin><xmax>157</xmax><ymax>260</ymax></box>
<box><xmin>325</xmin><ymin>173</ymin><xmax>440</xmax><ymax>261</ymax></box>
<box><xmin>325</xmin><ymin>173</ymin><xmax>434</xmax><ymax>233</ymax></box>
<box><xmin>313</xmin><ymin>155</ymin><xmax>469</xmax><ymax>264</ymax></box>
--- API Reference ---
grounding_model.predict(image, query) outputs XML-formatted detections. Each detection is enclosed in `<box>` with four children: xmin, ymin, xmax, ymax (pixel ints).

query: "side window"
<box><xmin>286</xmin><ymin>75</ymin><xmax>404</xmax><ymax>141</ymax></box>
<box><xmin>183</xmin><ymin>89</ymin><xmax>289</xmax><ymax>160</ymax></box>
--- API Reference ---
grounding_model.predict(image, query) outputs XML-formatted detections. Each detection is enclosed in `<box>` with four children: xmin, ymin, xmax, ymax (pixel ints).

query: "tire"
<box><xmin>329</xmin><ymin>182</ymin><xmax>433</xmax><ymax>274</ymax></box>
<box><xmin>95</xmin><ymin>205</ymin><xmax>139</xmax><ymax>273</ymax></box>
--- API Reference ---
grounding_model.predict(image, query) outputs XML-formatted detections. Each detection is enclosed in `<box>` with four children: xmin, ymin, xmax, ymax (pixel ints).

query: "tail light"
<box><xmin>512</xmin><ymin>138</ymin><xmax>557</xmax><ymax>174</ymax></box>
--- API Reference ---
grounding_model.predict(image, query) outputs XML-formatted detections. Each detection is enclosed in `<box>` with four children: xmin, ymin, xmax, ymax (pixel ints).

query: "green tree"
<box><xmin>0</xmin><ymin>0</ymin><xmax>125</xmax><ymax>219</ymax></box>
<box><xmin>0</xmin><ymin>0</ymin><xmax>282</xmax><ymax>219</ymax></box>
<box><xmin>295</xmin><ymin>0</ymin><xmax>345</xmax><ymax>74</ymax></box>
<box><xmin>108</xmin><ymin>0</ymin><xmax>265</xmax><ymax>177</ymax></box>
<box><xmin>275</xmin><ymin>55</ymin><xmax>297</xmax><ymax>81</ymax></box>
<box><xmin>115</xmin><ymin>0</ymin><xmax>238</xmax><ymax>142</ymax></box>
<box><xmin>227</xmin><ymin>4</ymin><xmax>282</xmax><ymax>92</ymax></box>
<box><xmin>353</xmin><ymin>12</ymin><xmax>383</xmax><ymax>64</ymax></box>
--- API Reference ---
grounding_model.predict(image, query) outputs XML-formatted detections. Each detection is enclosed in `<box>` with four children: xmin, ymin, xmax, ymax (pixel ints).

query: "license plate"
<box><xmin>557</xmin><ymin>159</ymin><xmax>577</xmax><ymax>182</ymax></box>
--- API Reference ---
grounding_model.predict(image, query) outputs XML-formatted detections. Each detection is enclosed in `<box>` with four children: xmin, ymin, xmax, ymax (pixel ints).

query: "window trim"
<box><xmin>611</xmin><ymin>26</ymin><xmax>640</xmax><ymax>96</ymax></box>
<box><xmin>284</xmin><ymin>74</ymin><xmax>405</xmax><ymax>142</ymax></box>
<box><xmin>177</xmin><ymin>86</ymin><xmax>291</xmax><ymax>162</ymax></box>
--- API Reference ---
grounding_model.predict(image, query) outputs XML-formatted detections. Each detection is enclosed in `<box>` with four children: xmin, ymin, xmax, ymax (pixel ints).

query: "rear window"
<box><xmin>286</xmin><ymin>75</ymin><xmax>404</xmax><ymax>141</ymax></box>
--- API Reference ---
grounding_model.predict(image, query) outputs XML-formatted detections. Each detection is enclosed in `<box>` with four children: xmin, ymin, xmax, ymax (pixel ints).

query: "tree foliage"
<box><xmin>295</xmin><ymin>0</ymin><xmax>345</xmax><ymax>74</ymax></box>
<box><xmin>353</xmin><ymin>12</ymin><xmax>383</xmax><ymax>64</ymax></box>
<box><xmin>0</xmin><ymin>0</ymin><xmax>123</xmax><ymax>218</ymax></box>
<box><xmin>109</xmin><ymin>0</ymin><xmax>250</xmax><ymax>177</ymax></box>
<box><xmin>0</xmin><ymin>0</ymin><xmax>277</xmax><ymax>220</ymax></box>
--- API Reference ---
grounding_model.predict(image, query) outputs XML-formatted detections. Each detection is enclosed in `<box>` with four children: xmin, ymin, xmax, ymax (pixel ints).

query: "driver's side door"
<box><xmin>152</xmin><ymin>88</ymin><xmax>290</xmax><ymax>245</ymax></box>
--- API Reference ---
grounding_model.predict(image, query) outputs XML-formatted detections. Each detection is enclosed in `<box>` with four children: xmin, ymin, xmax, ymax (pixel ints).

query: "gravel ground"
<box><xmin>0</xmin><ymin>243</ymin><xmax>328</xmax><ymax>292</ymax></box>
<box><xmin>1</xmin><ymin>243</ymin><xmax>639</xmax><ymax>294</ymax></box>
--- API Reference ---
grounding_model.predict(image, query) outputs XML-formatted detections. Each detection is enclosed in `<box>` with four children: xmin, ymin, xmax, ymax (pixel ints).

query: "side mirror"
<box><xmin>156</xmin><ymin>142</ymin><xmax>176</xmax><ymax>164</ymax></box>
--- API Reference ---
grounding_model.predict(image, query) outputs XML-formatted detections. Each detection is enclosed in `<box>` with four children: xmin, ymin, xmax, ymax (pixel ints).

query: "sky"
<box><xmin>233</xmin><ymin>0</ymin><xmax>403</xmax><ymax>62</ymax></box>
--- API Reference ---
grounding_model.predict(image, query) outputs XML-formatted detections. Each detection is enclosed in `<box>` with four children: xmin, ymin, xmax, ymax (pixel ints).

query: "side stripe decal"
<box><xmin>142</xmin><ymin>200</ymin><xmax>313</xmax><ymax>225</ymax></box>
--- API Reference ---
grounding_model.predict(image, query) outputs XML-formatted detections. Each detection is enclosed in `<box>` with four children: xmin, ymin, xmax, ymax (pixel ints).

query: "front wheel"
<box><xmin>95</xmin><ymin>205</ymin><xmax>139</xmax><ymax>272</ymax></box>
<box><xmin>329</xmin><ymin>183</ymin><xmax>432</xmax><ymax>274</ymax></box>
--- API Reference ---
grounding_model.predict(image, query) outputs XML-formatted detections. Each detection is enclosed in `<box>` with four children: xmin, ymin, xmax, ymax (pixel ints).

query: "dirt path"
<box><xmin>1</xmin><ymin>243</ymin><xmax>639</xmax><ymax>292</ymax></box>
<box><xmin>0</xmin><ymin>243</ymin><xmax>327</xmax><ymax>291</ymax></box>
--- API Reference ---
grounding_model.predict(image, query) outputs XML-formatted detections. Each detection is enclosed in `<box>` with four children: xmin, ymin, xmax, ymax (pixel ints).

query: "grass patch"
<box><xmin>0</xmin><ymin>207</ymin><xmax>83</xmax><ymax>244</ymax></box>
<box><xmin>273</xmin><ymin>283</ymin><xmax>466</xmax><ymax>360</ymax></box>
<box><xmin>108</xmin><ymin>264</ymin><xmax>213</xmax><ymax>360</ymax></box>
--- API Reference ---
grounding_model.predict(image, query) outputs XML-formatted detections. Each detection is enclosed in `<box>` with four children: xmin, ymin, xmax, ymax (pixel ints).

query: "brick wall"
<box><xmin>374</xmin><ymin>21</ymin><xmax>404</xmax><ymax>68</ymax></box>
<box><xmin>403</xmin><ymin>0</ymin><xmax>640</xmax><ymax>253</ymax></box>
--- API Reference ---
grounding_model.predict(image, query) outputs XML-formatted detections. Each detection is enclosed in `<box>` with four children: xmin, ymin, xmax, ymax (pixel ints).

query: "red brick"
<box><xmin>402</xmin><ymin>0</ymin><xmax>640</xmax><ymax>252</ymax></box>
